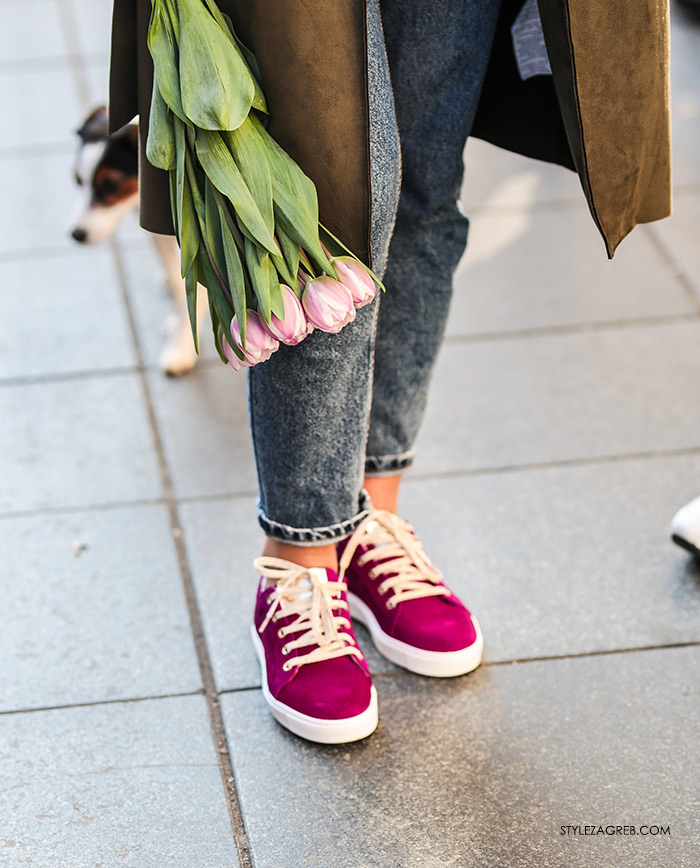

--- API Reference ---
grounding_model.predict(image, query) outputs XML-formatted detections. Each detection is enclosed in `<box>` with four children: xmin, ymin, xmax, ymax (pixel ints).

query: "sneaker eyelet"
<box><xmin>282</xmin><ymin>661</ymin><xmax>291</xmax><ymax>672</ymax></box>
<box><xmin>277</xmin><ymin>628</ymin><xmax>285</xmax><ymax>639</ymax></box>
<box><xmin>281</xmin><ymin>645</ymin><xmax>290</xmax><ymax>655</ymax></box>
<box><xmin>368</xmin><ymin>569</ymin><xmax>376</xmax><ymax>579</ymax></box>
<box><xmin>386</xmin><ymin>599</ymin><xmax>395</xmax><ymax>610</ymax></box>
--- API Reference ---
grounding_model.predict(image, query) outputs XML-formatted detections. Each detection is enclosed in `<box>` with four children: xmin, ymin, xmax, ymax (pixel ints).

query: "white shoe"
<box><xmin>670</xmin><ymin>495</ymin><xmax>700</xmax><ymax>557</ymax></box>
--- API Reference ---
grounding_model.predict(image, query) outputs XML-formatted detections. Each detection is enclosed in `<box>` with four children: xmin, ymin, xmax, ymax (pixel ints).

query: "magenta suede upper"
<box><xmin>254</xmin><ymin>573</ymin><xmax>373</xmax><ymax>721</ymax></box>
<box><xmin>338</xmin><ymin>538</ymin><xmax>479</xmax><ymax>653</ymax></box>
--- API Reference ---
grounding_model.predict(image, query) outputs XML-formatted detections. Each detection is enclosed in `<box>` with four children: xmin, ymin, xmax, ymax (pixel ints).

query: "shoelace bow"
<box><xmin>254</xmin><ymin>557</ymin><xmax>363</xmax><ymax>671</ymax></box>
<box><xmin>338</xmin><ymin>510</ymin><xmax>449</xmax><ymax>609</ymax></box>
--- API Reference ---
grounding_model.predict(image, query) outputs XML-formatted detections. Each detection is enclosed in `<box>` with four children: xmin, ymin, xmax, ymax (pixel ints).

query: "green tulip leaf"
<box><xmin>220</xmin><ymin>213</ymin><xmax>247</xmax><ymax>345</ymax></box>
<box><xmin>146</xmin><ymin>77</ymin><xmax>176</xmax><ymax>170</ymax></box>
<box><xmin>178</xmin><ymin>0</ymin><xmax>255</xmax><ymax>130</ymax></box>
<box><xmin>147</xmin><ymin>0</ymin><xmax>186</xmax><ymax>122</ymax></box>
<box><xmin>197</xmin><ymin>249</ymin><xmax>234</xmax><ymax>364</ymax></box>
<box><xmin>180</xmin><ymin>171</ymin><xmax>200</xmax><ymax>280</ymax></box>
<box><xmin>244</xmin><ymin>236</ymin><xmax>279</xmax><ymax>324</ymax></box>
<box><xmin>203</xmin><ymin>180</ymin><xmax>228</xmax><ymax>286</ymax></box>
<box><xmin>225</xmin><ymin>118</ymin><xmax>274</xmax><ymax>242</ymax></box>
<box><xmin>184</xmin><ymin>262</ymin><xmax>199</xmax><ymax>354</ymax></box>
<box><xmin>195</xmin><ymin>128</ymin><xmax>278</xmax><ymax>255</ymax></box>
<box><xmin>273</xmin><ymin>225</ymin><xmax>301</xmax><ymax>288</ymax></box>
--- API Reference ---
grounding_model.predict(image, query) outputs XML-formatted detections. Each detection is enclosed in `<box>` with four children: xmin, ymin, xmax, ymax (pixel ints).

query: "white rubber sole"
<box><xmin>250</xmin><ymin>624</ymin><xmax>378</xmax><ymax>744</ymax></box>
<box><xmin>348</xmin><ymin>592</ymin><xmax>484</xmax><ymax>678</ymax></box>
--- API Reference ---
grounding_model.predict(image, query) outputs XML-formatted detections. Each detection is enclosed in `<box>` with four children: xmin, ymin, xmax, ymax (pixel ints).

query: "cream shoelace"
<box><xmin>255</xmin><ymin>557</ymin><xmax>363</xmax><ymax>671</ymax></box>
<box><xmin>338</xmin><ymin>510</ymin><xmax>449</xmax><ymax>610</ymax></box>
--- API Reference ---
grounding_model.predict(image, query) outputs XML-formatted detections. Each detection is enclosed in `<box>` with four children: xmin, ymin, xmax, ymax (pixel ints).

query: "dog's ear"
<box><xmin>110</xmin><ymin>121</ymin><xmax>139</xmax><ymax>154</ymax></box>
<box><xmin>124</xmin><ymin>123</ymin><xmax>139</xmax><ymax>145</ymax></box>
<box><xmin>77</xmin><ymin>106</ymin><xmax>108</xmax><ymax>142</ymax></box>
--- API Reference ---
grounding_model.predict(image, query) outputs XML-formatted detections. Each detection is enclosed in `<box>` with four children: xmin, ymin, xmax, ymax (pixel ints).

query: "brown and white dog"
<box><xmin>70</xmin><ymin>106</ymin><xmax>207</xmax><ymax>376</ymax></box>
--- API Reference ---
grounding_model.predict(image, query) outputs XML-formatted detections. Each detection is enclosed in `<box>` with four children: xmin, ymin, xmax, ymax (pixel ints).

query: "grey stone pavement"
<box><xmin>1</xmin><ymin>1</ymin><xmax>700</xmax><ymax>866</ymax></box>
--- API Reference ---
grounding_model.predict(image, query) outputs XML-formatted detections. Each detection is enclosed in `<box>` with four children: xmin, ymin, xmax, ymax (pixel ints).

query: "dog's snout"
<box><xmin>71</xmin><ymin>227</ymin><xmax>88</xmax><ymax>243</ymax></box>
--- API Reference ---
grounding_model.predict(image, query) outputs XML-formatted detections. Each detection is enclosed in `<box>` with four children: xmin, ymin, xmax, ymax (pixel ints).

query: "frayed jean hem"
<box><xmin>364</xmin><ymin>448</ymin><xmax>416</xmax><ymax>477</ymax></box>
<box><xmin>256</xmin><ymin>491</ymin><xmax>372</xmax><ymax>546</ymax></box>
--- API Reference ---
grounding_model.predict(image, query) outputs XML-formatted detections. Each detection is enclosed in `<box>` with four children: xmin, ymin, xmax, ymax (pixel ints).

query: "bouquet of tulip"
<box><xmin>146</xmin><ymin>0</ymin><xmax>380</xmax><ymax>369</ymax></box>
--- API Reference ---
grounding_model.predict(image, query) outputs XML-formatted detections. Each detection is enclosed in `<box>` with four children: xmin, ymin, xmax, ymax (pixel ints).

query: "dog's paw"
<box><xmin>158</xmin><ymin>335</ymin><xmax>199</xmax><ymax>377</ymax></box>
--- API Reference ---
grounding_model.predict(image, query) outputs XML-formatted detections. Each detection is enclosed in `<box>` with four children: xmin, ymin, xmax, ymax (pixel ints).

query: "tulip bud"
<box><xmin>333</xmin><ymin>256</ymin><xmax>377</xmax><ymax>308</ymax></box>
<box><xmin>228</xmin><ymin>309</ymin><xmax>280</xmax><ymax>368</ymax></box>
<box><xmin>302</xmin><ymin>277</ymin><xmax>356</xmax><ymax>334</ymax></box>
<box><xmin>262</xmin><ymin>285</ymin><xmax>310</xmax><ymax>346</ymax></box>
<box><xmin>222</xmin><ymin>338</ymin><xmax>244</xmax><ymax>371</ymax></box>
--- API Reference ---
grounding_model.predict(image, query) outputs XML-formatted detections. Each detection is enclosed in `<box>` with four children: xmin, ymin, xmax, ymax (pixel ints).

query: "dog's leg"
<box><xmin>152</xmin><ymin>233</ymin><xmax>209</xmax><ymax>376</ymax></box>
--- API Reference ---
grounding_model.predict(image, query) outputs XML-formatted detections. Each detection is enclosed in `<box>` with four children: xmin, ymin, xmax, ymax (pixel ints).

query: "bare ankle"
<box><xmin>261</xmin><ymin>538</ymin><xmax>339</xmax><ymax>572</ymax></box>
<box><xmin>363</xmin><ymin>474</ymin><xmax>402</xmax><ymax>514</ymax></box>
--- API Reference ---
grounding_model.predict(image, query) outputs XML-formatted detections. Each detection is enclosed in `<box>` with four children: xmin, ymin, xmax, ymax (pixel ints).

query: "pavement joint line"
<box><xmin>465</xmin><ymin>182</ymin><xmax>700</xmax><ymax>218</ymax></box>
<box><xmin>0</xmin><ymin>366</ymin><xmax>140</xmax><ymax>389</ymax></box>
<box><xmin>56</xmin><ymin>0</ymin><xmax>92</xmax><ymax>110</ymax></box>
<box><xmin>0</xmin><ymin>689</ymin><xmax>205</xmax><ymax>719</ymax></box>
<box><xmin>0</xmin><ymin>142</ymin><xmax>75</xmax><ymax>160</ymax></box>
<box><xmin>443</xmin><ymin>312</ymin><xmax>700</xmax><ymax>346</ymax></box>
<box><xmin>402</xmin><ymin>445</ymin><xmax>700</xmax><ymax>484</ymax></box>
<box><xmin>214</xmin><ymin>639</ymin><xmax>700</xmax><ymax>695</ymax></box>
<box><xmin>177</xmin><ymin>490</ymin><xmax>260</xmax><ymax>506</ymax></box>
<box><xmin>480</xmin><ymin>640</ymin><xmax>700</xmax><ymax>667</ymax></box>
<box><xmin>6</xmin><ymin>310</ymin><xmax>700</xmax><ymax>388</ymax></box>
<box><xmin>0</xmin><ymin>245</ymin><xmax>90</xmax><ymax>262</ymax></box>
<box><xmin>464</xmin><ymin>196</ymin><xmax>586</xmax><ymax>216</ymax></box>
<box><xmin>0</xmin><ymin>54</ymin><xmax>107</xmax><ymax>75</ymax></box>
<box><xmin>0</xmin><ymin>497</ymin><xmax>168</xmax><ymax>523</ymax></box>
<box><xmin>4</xmin><ymin>444</ymin><xmax>699</xmax><ymax>524</ymax></box>
<box><xmin>110</xmin><ymin>237</ymin><xmax>253</xmax><ymax>868</ymax></box>
<box><xmin>642</xmin><ymin>223</ymin><xmax>700</xmax><ymax>308</ymax></box>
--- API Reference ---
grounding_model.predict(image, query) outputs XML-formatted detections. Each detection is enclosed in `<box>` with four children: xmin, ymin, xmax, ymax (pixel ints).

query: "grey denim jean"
<box><xmin>248</xmin><ymin>0</ymin><xmax>502</xmax><ymax>544</ymax></box>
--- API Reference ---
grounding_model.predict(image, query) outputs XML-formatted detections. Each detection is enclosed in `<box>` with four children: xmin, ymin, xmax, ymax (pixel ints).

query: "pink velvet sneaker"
<box><xmin>338</xmin><ymin>510</ymin><xmax>483</xmax><ymax>677</ymax></box>
<box><xmin>251</xmin><ymin>556</ymin><xmax>378</xmax><ymax>743</ymax></box>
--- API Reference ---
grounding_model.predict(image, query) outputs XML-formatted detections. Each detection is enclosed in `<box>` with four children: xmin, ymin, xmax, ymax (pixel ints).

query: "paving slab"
<box><xmin>399</xmin><ymin>452</ymin><xmax>700</xmax><ymax>663</ymax></box>
<box><xmin>415</xmin><ymin>320</ymin><xmax>700</xmax><ymax>475</ymax></box>
<box><xmin>0</xmin><ymin>504</ymin><xmax>201</xmax><ymax>712</ymax></box>
<box><xmin>447</xmin><ymin>205</ymin><xmax>694</xmax><ymax>338</ymax></box>
<box><xmin>0</xmin><ymin>151</ymin><xmax>141</xmax><ymax>256</ymax></box>
<box><xmin>461</xmin><ymin>139</ymin><xmax>582</xmax><ymax>213</ymax></box>
<box><xmin>221</xmin><ymin>646</ymin><xmax>700</xmax><ymax>868</ymax></box>
<box><xmin>0</xmin><ymin>374</ymin><xmax>162</xmax><ymax>513</ymax></box>
<box><xmin>83</xmin><ymin>59</ymin><xmax>114</xmax><ymax>111</ymax></box>
<box><xmin>0</xmin><ymin>695</ymin><xmax>240</xmax><ymax>868</ymax></box>
<box><xmin>0</xmin><ymin>1</ymin><xmax>66</xmax><ymax>66</ymax></box>
<box><xmin>0</xmin><ymin>65</ymin><xmax>81</xmax><ymax>151</ymax></box>
<box><xmin>0</xmin><ymin>152</ymin><xmax>84</xmax><ymax>255</ymax></box>
<box><xmin>178</xmin><ymin>496</ymin><xmax>398</xmax><ymax>692</ymax></box>
<box><xmin>68</xmin><ymin>0</ymin><xmax>114</xmax><ymax>58</ymax></box>
<box><xmin>651</xmin><ymin>190</ymin><xmax>700</xmax><ymax>298</ymax></box>
<box><xmin>0</xmin><ymin>249</ymin><xmax>135</xmax><ymax>380</ymax></box>
<box><xmin>149</xmin><ymin>364</ymin><xmax>256</xmax><ymax>500</ymax></box>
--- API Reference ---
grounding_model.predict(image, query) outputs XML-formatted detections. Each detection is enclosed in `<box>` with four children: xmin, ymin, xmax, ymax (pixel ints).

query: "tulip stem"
<box><xmin>208</xmin><ymin>183</ymin><xmax>247</xmax><ymax>256</ymax></box>
<box><xmin>299</xmin><ymin>248</ymin><xmax>315</xmax><ymax>278</ymax></box>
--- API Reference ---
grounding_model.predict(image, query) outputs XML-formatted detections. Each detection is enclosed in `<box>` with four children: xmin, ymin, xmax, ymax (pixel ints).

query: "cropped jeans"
<box><xmin>248</xmin><ymin>0</ymin><xmax>502</xmax><ymax>544</ymax></box>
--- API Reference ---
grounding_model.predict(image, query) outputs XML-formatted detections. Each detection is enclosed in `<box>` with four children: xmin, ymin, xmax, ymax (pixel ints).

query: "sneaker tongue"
<box><xmin>278</xmin><ymin>567</ymin><xmax>332</xmax><ymax>606</ymax></box>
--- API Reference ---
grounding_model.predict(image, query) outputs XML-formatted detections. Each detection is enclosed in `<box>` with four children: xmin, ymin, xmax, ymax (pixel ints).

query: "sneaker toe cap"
<box><xmin>393</xmin><ymin>596</ymin><xmax>478</xmax><ymax>653</ymax></box>
<box><xmin>278</xmin><ymin>658</ymin><xmax>373</xmax><ymax>720</ymax></box>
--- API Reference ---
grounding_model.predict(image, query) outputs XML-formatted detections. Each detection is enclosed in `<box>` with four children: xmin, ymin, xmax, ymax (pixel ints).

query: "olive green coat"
<box><xmin>109</xmin><ymin>0</ymin><xmax>671</xmax><ymax>264</ymax></box>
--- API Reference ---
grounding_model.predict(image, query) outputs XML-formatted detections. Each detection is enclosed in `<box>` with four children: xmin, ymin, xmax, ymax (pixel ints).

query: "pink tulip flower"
<box><xmin>333</xmin><ymin>256</ymin><xmax>377</xmax><ymax>308</ymax></box>
<box><xmin>302</xmin><ymin>277</ymin><xmax>356</xmax><ymax>334</ymax></box>
<box><xmin>227</xmin><ymin>309</ymin><xmax>280</xmax><ymax>368</ymax></box>
<box><xmin>262</xmin><ymin>284</ymin><xmax>310</xmax><ymax>346</ymax></box>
